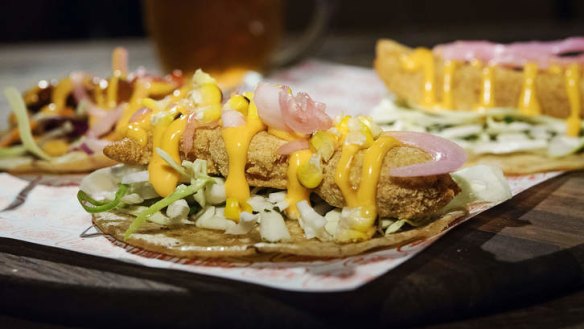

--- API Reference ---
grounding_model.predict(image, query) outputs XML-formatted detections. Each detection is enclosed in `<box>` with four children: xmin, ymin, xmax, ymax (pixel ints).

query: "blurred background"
<box><xmin>1</xmin><ymin>0</ymin><xmax>583</xmax><ymax>48</ymax></box>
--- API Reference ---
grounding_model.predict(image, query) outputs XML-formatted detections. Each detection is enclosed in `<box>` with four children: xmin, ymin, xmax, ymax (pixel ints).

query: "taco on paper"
<box><xmin>0</xmin><ymin>48</ymin><xmax>183</xmax><ymax>173</ymax></box>
<box><xmin>77</xmin><ymin>71</ymin><xmax>511</xmax><ymax>258</ymax></box>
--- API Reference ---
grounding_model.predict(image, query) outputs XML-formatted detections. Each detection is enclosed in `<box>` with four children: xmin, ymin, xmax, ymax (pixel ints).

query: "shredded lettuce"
<box><xmin>124</xmin><ymin>159</ymin><xmax>215</xmax><ymax>238</ymax></box>
<box><xmin>124</xmin><ymin>182</ymin><xmax>205</xmax><ymax>239</ymax></box>
<box><xmin>3</xmin><ymin>87</ymin><xmax>52</xmax><ymax>161</ymax></box>
<box><xmin>155</xmin><ymin>147</ymin><xmax>188</xmax><ymax>178</ymax></box>
<box><xmin>443</xmin><ymin>165</ymin><xmax>512</xmax><ymax>213</ymax></box>
<box><xmin>77</xmin><ymin>184</ymin><xmax>128</xmax><ymax>213</ymax></box>
<box><xmin>384</xmin><ymin>219</ymin><xmax>407</xmax><ymax>235</ymax></box>
<box><xmin>371</xmin><ymin>97</ymin><xmax>584</xmax><ymax>156</ymax></box>
<box><xmin>548</xmin><ymin>136</ymin><xmax>584</xmax><ymax>158</ymax></box>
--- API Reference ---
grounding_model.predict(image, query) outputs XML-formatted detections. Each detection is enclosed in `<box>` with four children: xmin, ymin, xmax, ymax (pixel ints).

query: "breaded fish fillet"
<box><xmin>375</xmin><ymin>39</ymin><xmax>583</xmax><ymax>119</ymax></box>
<box><xmin>104</xmin><ymin>128</ymin><xmax>459</xmax><ymax>220</ymax></box>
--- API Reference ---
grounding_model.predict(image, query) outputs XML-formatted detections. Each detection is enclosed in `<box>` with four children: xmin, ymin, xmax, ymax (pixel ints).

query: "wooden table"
<box><xmin>0</xmin><ymin>37</ymin><xmax>583</xmax><ymax>329</ymax></box>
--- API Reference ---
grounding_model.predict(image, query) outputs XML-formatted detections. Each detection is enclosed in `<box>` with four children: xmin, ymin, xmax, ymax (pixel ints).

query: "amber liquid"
<box><xmin>145</xmin><ymin>0</ymin><xmax>283</xmax><ymax>86</ymax></box>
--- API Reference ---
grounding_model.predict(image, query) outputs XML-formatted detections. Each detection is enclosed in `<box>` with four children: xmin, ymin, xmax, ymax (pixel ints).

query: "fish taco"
<box><xmin>78</xmin><ymin>71</ymin><xmax>511</xmax><ymax>258</ymax></box>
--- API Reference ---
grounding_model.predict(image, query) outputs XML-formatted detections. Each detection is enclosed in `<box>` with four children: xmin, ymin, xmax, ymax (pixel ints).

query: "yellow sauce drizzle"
<box><xmin>111</xmin><ymin>79</ymin><xmax>149</xmax><ymax>138</ymax></box>
<box><xmin>565</xmin><ymin>64</ymin><xmax>582</xmax><ymax>137</ymax></box>
<box><xmin>285</xmin><ymin>150</ymin><xmax>312</xmax><ymax>219</ymax></box>
<box><xmin>334</xmin><ymin>136</ymin><xmax>400</xmax><ymax>241</ymax></box>
<box><xmin>518</xmin><ymin>62</ymin><xmax>541</xmax><ymax>116</ymax></box>
<box><xmin>105</xmin><ymin>48</ymin><xmax>127</xmax><ymax>109</ymax></box>
<box><xmin>267</xmin><ymin>128</ymin><xmax>304</xmax><ymax>141</ymax></box>
<box><xmin>40</xmin><ymin>77</ymin><xmax>73</xmax><ymax>115</ymax></box>
<box><xmin>125</xmin><ymin>98</ymin><xmax>161</xmax><ymax>147</ymax></box>
<box><xmin>472</xmin><ymin>60</ymin><xmax>495</xmax><ymax>110</ymax></box>
<box><xmin>148</xmin><ymin>80</ymin><xmax>178</xmax><ymax>96</ymax></box>
<box><xmin>548</xmin><ymin>64</ymin><xmax>562</xmax><ymax>75</ymax></box>
<box><xmin>222</xmin><ymin>101</ymin><xmax>265</xmax><ymax>221</ymax></box>
<box><xmin>441</xmin><ymin>60</ymin><xmax>457</xmax><ymax>109</ymax></box>
<box><xmin>94</xmin><ymin>80</ymin><xmax>106</xmax><ymax>108</ymax></box>
<box><xmin>126</xmin><ymin>112</ymin><xmax>150</xmax><ymax>147</ymax></box>
<box><xmin>334</xmin><ymin>144</ymin><xmax>360</xmax><ymax>206</ymax></box>
<box><xmin>106</xmin><ymin>75</ymin><xmax>120</xmax><ymax>109</ymax></box>
<box><xmin>401</xmin><ymin>48</ymin><xmax>436</xmax><ymax>108</ymax></box>
<box><xmin>148</xmin><ymin>116</ymin><xmax>187</xmax><ymax>197</ymax></box>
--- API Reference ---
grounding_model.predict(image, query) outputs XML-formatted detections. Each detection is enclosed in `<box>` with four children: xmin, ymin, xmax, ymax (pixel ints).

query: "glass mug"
<box><xmin>144</xmin><ymin>0</ymin><xmax>333</xmax><ymax>86</ymax></box>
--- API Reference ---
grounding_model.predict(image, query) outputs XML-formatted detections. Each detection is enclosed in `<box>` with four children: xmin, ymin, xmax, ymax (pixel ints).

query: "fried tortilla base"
<box><xmin>1</xmin><ymin>153</ymin><xmax>117</xmax><ymax>174</ymax></box>
<box><xmin>466</xmin><ymin>152</ymin><xmax>584</xmax><ymax>175</ymax></box>
<box><xmin>93</xmin><ymin>209</ymin><xmax>466</xmax><ymax>259</ymax></box>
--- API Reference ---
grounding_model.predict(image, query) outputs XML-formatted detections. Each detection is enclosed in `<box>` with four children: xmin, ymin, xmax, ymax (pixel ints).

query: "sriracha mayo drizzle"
<box><xmin>334</xmin><ymin>136</ymin><xmax>400</xmax><ymax>241</ymax></box>
<box><xmin>518</xmin><ymin>63</ymin><xmax>541</xmax><ymax>116</ymax></box>
<box><xmin>222</xmin><ymin>100</ymin><xmax>265</xmax><ymax>221</ymax></box>
<box><xmin>286</xmin><ymin>149</ymin><xmax>312</xmax><ymax>219</ymax></box>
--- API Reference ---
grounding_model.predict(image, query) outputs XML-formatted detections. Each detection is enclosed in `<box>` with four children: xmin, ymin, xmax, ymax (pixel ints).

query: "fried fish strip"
<box><xmin>104</xmin><ymin>128</ymin><xmax>459</xmax><ymax>220</ymax></box>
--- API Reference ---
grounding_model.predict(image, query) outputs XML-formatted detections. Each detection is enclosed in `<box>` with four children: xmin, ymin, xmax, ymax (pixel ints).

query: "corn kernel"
<box><xmin>310</xmin><ymin>131</ymin><xmax>337</xmax><ymax>161</ymax></box>
<box><xmin>335</xmin><ymin>115</ymin><xmax>351</xmax><ymax>137</ymax></box>
<box><xmin>192</xmin><ymin>69</ymin><xmax>216</xmax><ymax>85</ymax></box>
<box><xmin>41</xmin><ymin>139</ymin><xmax>69</xmax><ymax>157</ymax></box>
<box><xmin>224</xmin><ymin>197</ymin><xmax>241</xmax><ymax>222</ymax></box>
<box><xmin>297</xmin><ymin>154</ymin><xmax>324</xmax><ymax>189</ymax></box>
<box><xmin>358</xmin><ymin>115</ymin><xmax>382</xmax><ymax>138</ymax></box>
<box><xmin>198</xmin><ymin>83</ymin><xmax>223</xmax><ymax>105</ymax></box>
<box><xmin>341</xmin><ymin>117</ymin><xmax>374</xmax><ymax>147</ymax></box>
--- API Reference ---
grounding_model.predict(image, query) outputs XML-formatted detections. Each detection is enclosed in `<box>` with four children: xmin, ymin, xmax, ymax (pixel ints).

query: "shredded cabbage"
<box><xmin>443</xmin><ymin>165</ymin><xmax>512</xmax><ymax>213</ymax></box>
<box><xmin>259</xmin><ymin>210</ymin><xmax>291</xmax><ymax>242</ymax></box>
<box><xmin>384</xmin><ymin>219</ymin><xmax>407</xmax><ymax>235</ymax></box>
<box><xmin>156</xmin><ymin>148</ymin><xmax>189</xmax><ymax>178</ymax></box>
<box><xmin>124</xmin><ymin>183</ymin><xmax>205</xmax><ymax>238</ymax></box>
<box><xmin>371</xmin><ymin>97</ymin><xmax>584</xmax><ymax>156</ymax></box>
<box><xmin>297</xmin><ymin>200</ymin><xmax>329</xmax><ymax>240</ymax></box>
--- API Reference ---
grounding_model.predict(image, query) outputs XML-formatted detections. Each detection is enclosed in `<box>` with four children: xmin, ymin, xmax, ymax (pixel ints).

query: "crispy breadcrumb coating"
<box><xmin>104</xmin><ymin>128</ymin><xmax>459</xmax><ymax>220</ymax></box>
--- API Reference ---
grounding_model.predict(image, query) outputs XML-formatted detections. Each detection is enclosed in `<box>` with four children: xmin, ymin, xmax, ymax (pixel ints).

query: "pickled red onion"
<box><xmin>386</xmin><ymin>131</ymin><xmax>467</xmax><ymax>177</ymax></box>
<box><xmin>277</xmin><ymin>139</ymin><xmax>309</xmax><ymax>155</ymax></box>
<box><xmin>181</xmin><ymin>112</ymin><xmax>198</xmax><ymax>156</ymax></box>
<box><xmin>254</xmin><ymin>82</ymin><xmax>333</xmax><ymax>134</ymax></box>
<box><xmin>87</xmin><ymin>105</ymin><xmax>123</xmax><ymax>138</ymax></box>
<box><xmin>254</xmin><ymin>82</ymin><xmax>289</xmax><ymax>131</ymax></box>
<box><xmin>70</xmin><ymin>72</ymin><xmax>90</xmax><ymax>103</ymax></box>
<box><xmin>435</xmin><ymin>37</ymin><xmax>584</xmax><ymax>68</ymax></box>
<box><xmin>280</xmin><ymin>92</ymin><xmax>332</xmax><ymax>135</ymax></box>
<box><xmin>181</xmin><ymin>113</ymin><xmax>221</xmax><ymax>156</ymax></box>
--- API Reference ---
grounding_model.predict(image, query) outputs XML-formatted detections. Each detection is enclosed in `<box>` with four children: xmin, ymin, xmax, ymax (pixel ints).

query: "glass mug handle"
<box><xmin>269</xmin><ymin>0</ymin><xmax>336</xmax><ymax>68</ymax></box>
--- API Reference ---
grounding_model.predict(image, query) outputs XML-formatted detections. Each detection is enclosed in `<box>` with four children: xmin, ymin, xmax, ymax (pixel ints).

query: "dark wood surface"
<box><xmin>0</xmin><ymin>172</ymin><xmax>582</xmax><ymax>329</ymax></box>
<box><xmin>0</xmin><ymin>37</ymin><xmax>583</xmax><ymax>329</ymax></box>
